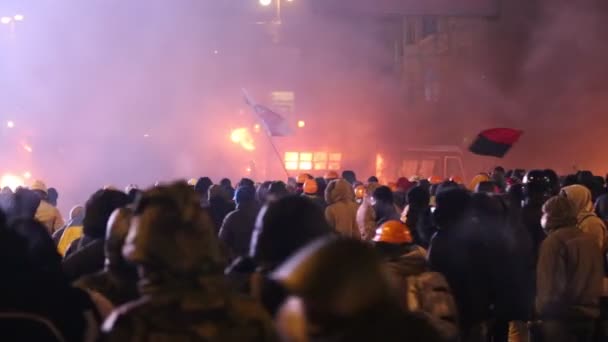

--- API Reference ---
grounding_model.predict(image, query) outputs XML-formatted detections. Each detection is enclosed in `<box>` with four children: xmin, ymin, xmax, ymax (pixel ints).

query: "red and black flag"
<box><xmin>469</xmin><ymin>128</ymin><xmax>523</xmax><ymax>158</ymax></box>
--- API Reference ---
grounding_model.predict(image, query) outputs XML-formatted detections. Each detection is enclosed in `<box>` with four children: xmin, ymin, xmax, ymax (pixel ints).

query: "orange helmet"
<box><xmin>296</xmin><ymin>173</ymin><xmax>310</xmax><ymax>185</ymax></box>
<box><xmin>387</xmin><ymin>182</ymin><xmax>398</xmax><ymax>192</ymax></box>
<box><xmin>428</xmin><ymin>176</ymin><xmax>443</xmax><ymax>185</ymax></box>
<box><xmin>373</xmin><ymin>220</ymin><xmax>413</xmax><ymax>244</ymax></box>
<box><xmin>324</xmin><ymin>170</ymin><xmax>339</xmax><ymax>181</ymax></box>
<box><xmin>354</xmin><ymin>185</ymin><xmax>366</xmax><ymax>200</ymax></box>
<box><xmin>469</xmin><ymin>173</ymin><xmax>490</xmax><ymax>191</ymax></box>
<box><xmin>303</xmin><ymin>179</ymin><xmax>318</xmax><ymax>195</ymax></box>
<box><xmin>450</xmin><ymin>176</ymin><xmax>464</xmax><ymax>184</ymax></box>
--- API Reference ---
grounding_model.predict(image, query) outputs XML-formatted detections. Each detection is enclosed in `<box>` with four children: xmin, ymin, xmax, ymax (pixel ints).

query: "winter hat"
<box><xmin>542</xmin><ymin>196</ymin><xmax>577</xmax><ymax>232</ymax></box>
<box><xmin>30</xmin><ymin>180</ymin><xmax>47</xmax><ymax>194</ymax></box>
<box><xmin>235</xmin><ymin>185</ymin><xmax>256</xmax><ymax>206</ymax></box>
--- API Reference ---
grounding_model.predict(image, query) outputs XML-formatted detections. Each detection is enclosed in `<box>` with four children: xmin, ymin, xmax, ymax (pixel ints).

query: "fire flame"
<box><xmin>230</xmin><ymin>128</ymin><xmax>255</xmax><ymax>151</ymax></box>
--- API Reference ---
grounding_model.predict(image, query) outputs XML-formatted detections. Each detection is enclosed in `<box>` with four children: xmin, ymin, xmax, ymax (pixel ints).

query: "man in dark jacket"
<box><xmin>102</xmin><ymin>182</ymin><xmax>277</xmax><ymax>341</ymax></box>
<box><xmin>75</xmin><ymin>207</ymin><xmax>138</xmax><ymax>306</ymax></box>
<box><xmin>428</xmin><ymin>188</ymin><xmax>491</xmax><ymax>342</ymax></box>
<box><xmin>522</xmin><ymin>170</ymin><xmax>552</xmax><ymax>260</ymax></box>
<box><xmin>63</xmin><ymin>189</ymin><xmax>129</xmax><ymax>282</ymax></box>
<box><xmin>219</xmin><ymin>185</ymin><xmax>259</xmax><ymax>259</ymax></box>
<box><xmin>536</xmin><ymin>196</ymin><xmax>602</xmax><ymax>342</ymax></box>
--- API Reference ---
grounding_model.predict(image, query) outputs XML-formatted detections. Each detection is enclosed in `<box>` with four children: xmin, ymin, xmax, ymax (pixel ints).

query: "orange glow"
<box><xmin>253</xmin><ymin>124</ymin><xmax>261</xmax><ymax>133</ymax></box>
<box><xmin>23</xmin><ymin>171</ymin><xmax>32</xmax><ymax>179</ymax></box>
<box><xmin>297</xmin><ymin>120</ymin><xmax>305</xmax><ymax>128</ymax></box>
<box><xmin>285</xmin><ymin>161</ymin><xmax>298</xmax><ymax>170</ymax></box>
<box><xmin>230</xmin><ymin>128</ymin><xmax>255</xmax><ymax>151</ymax></box>
<box><xmin>299</xmin><ymin>161</ymin><xmax>313</xmax><ymax>170</ymax></box>
<box><xmin>1</xmin><ymin>173</ymin><xmax>24</xmax><ymax>191</ymax></box>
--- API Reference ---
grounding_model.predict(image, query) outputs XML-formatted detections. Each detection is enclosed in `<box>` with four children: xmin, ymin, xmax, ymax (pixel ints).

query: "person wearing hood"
<box><xmin>225</xmin><ymin>195</ymin><xmax>332</xmax><ymax>316</ymax></box>
<box><xmin>75</xmin><ymin>208</ymin><xmax>138</xmax><ymax>306</ymax></box>
<box><xmin>102</xmin><ymin>182</ymin><xmax>277</xmax><ymax>341</ymax></box>
<box><xmin>30</xmin><ymin>180</ymin><xmax>65</xmax><ymax>234</ymax></box>
<box><xmin>53</xmin><ymin>205</ymin><xmax>86</xmax><ymax>256</ymax></box>
<box><xmin>267</xmin><ymin>181</ymin><xmax>290</xmax><ymax>203</ymax></box>
<box><xmin>325</xmin><ymin>179</ymin><xmax>360</xmax><ymax>239</ymax></box>
<box><xmin>220</xmin><ymin>178</ymin><xmax>235</xmax><ymax>200</ymax></box>
<box><xmin>371</xmin><ymin>186</ymin><xmax>400</xmax><ymax>226</ymax></box>
<box><xmin>356</xmin><ymin>183</ymin><xmax>381</xmax><ymax>241</ymax></box>
<box><xmin>271</xmin><ymin>237</ymin><xmax>443</xmax><ymax>342</ymax></box>
<box><xmin>219</xmin><ymin>185</ymin><xmax>260</xmax><ymax>260</ymax></box>
<box><xmin>536</xmin><ymin>196</ymin><xmax>602</xmax><ymax>342</ymax></box>
<box><xmin>208</xmin><ymin>184</ymin><xmax>236</xmax><ymax>234</ymax></box>
<box><xmin>522</xmin><ymin>170</ymin><xmax>553</xmax><ymax>260</ymax></box>
<box><xmin>63</xmin><ymin>189</ymin><xmax>129</xmax><ymax>282</ymax></box>
<box><xmin>301</xmin><ymin>179</ymin><xmax>326</xmax><ymax>210</ymax></box>
<box><xmin>561</xmin><ymin>184</ymin><xmax>608</xmax><ymax>251</ymax></box>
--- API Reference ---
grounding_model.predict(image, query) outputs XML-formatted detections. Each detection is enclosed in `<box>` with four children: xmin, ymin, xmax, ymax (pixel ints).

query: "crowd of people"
<box><xmin>0</xmin><ymin>167</ymin><xmax>607</xmax><ymax>342</ymax></box>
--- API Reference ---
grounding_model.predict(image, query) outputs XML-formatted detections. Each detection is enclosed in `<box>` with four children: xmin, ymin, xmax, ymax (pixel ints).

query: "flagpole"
<box><xmin>263</xmin><ymin>132</ymin><xmax>290</xmax><ymax>179</ymax></box>
<box><xmin>242</xmin><ymin>88</ymin><xmax>289</xmax><ymax>180</ymax></box>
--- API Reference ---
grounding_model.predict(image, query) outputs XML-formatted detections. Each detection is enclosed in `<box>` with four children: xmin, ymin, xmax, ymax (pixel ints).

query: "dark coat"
<box><xmin>428</xmin><ymin>223</ymin><xmax>492</xmax><ymax>335</ymax></box>
<box><xmin>75</xmin><ymin>266</ymin><xmax>139</xmax><ymax>306</ymax></box>
<box><xmin>63</xmin><ymin>237</ymin><xmax>105</xmax><ymax>282</ymax></box>
<box><xmin>219</xmin><ymin>202</ymin><xmax>260</xmax><ymax>259</ymax></box>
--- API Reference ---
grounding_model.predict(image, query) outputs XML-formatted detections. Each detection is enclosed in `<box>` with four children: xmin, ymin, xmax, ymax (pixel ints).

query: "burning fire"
<box><xmin>1</xmin><ymin>173</ymin><xmax>25</xmax><ymax>192</ymax></box>
<box><xmin>230</xmin><ymin>128</ymin><xmax>255</xmax><ymax>151</ymax></box>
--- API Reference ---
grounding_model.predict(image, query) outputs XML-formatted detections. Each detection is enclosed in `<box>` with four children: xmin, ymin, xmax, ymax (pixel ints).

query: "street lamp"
<box><xmin>259</xmin><ymin>0</ymin><xmax>272</xmax><ymax>6</ymax></box>
<box><xmin>13</xmin><ymin>14</ymin><xmax>24</xmax><ymax>22</ymax></box>
<box><xmin>0</xmin><ymin>17</ymin><xmax>12</xmax><ymax>25</ymax></box>
<box><xmin>258</xmin><ymin>0</ymin><xmax>293</xmax><ymax>24</ymax></box>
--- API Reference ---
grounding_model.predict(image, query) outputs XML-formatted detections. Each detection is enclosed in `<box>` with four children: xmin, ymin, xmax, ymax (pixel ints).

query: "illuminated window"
<box><xmin>314</xmin><ymin>152</ymin><xmax>327</xmax><ymax>170</ymax></box>
<box><xmin>285</xmin><ymin>152</ymin><xmax>299</xmax><ymax>170</ymax></box>
<box><xmin>285</xmin><ymin>151</ymin><xmax>341</xmax><ymax>171</ymax></box>
<box><xmin>328</xmin><ymin>153</ymin><xmax>342</xmax><ymax>171</ymax></box>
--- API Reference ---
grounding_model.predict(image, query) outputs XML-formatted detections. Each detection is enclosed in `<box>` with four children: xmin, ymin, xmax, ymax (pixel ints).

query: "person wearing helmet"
<box><xmin>31</xmin><ymin>180</ymin><xmax>65</xmax><ymax>235</ymax></box>
<box><xmin>325</xmin><ymin>179</ymin><xmax>360</xmax><ymax>239</ymax></box>
<box><xmin>522</xmin><ymin>170</ymin><xmax>552</xmax><ymax>259</ymax></box>
<box><xmin>102</xmin><ymin>182</ymin><xmax>277</xmax><ymax>341</ymax></box>
<box><xmin>428</xmin><ymin>176</ymin><xmax>443</xmax><ymax>186</ymax></box>
<box><xmin>75</xmin><ymin>208</ymin><xmax>138</xmax><ymax>306</ymax></box>
<box><xmin>295</xmin><ymin>173</ymin><xmax>312</xmax><ymax>195</ymax></box>
<box><xmin>536</xmin><ymin>196</ymin><xmax>602</xmax><ymax>342</ymax></box>
<box><xmin>356</xmin><ymin>183</ymin><xmax>381</xmax><ymax>241</ymax></box>
<box><xmin>469</xmin><ymin>173</ymin><xmax>490</xmax><ymax>192</ymax></box>
<box><xmin>373</xmin><ymin>220</ymin><xmax>459</xmax><ymax>341</ymax></box>
<box><xmin>394</xmin><ymin>177</ymin><xmax>414</xmax><ymax>211</ymax></box>
<box><xmin>271</xmin><ymin>237</ymin><xmax>443</xmax><ymax>342</ymax></box>
<box><xmin>301</xmin><ymin>179</ymin><xmax>325</xmax><ymax>210</ymax></box>
<box><xmin>324</xmin><ymin>170</ymin><xmax>339</xmax><ymax>183</ymax></box>
<box><xmin>354</xmin><ymin>184</ymin><xmax>366</xmax><ymax>204</ymax></box>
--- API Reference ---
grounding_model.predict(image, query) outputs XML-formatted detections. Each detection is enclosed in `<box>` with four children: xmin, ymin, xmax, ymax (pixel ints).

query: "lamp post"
<box><xmin>258</xmin><ymin>0</ymin><xmax>292</xmax><ymax>24</ymax></box>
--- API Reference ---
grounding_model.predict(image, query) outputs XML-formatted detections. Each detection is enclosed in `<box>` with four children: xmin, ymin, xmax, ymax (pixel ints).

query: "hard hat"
<box><xmin>428</xmin><ymin>176</ymin><xmax>443</xmax><ymax>185</ymax></box>
<box><xmin>324</xmin><ymin>171</ymin><xmax>339</xmax><ymax>181</ymax></box>
<box><xmin>30</xmin><ymin>180</ymin><xmax>48</xmax><ymax>194</ymax></box>
<box><xmin>296</xmin><ymin>173</ymin><xmax>310</xmax><ymax>185</ymax></box>
<box><xmin>468</xmin><ymin>173</ymin><xmax>490</xmax><ymax>191</ymax></box>
<box><xmin>449</xmin><ymin>176</ymin><xmax>464</xmax><ymax>184</ymax></box>
<box><xmin>372</xmin><ymin>220</ymin><xmax>412</xmax><ymax>244</ymax></box>
<box><xmin>354</xmin><ymin>185</ymin><xmax>366</xmax><ymax>200</ymax></box>
<box><xmin>303</xmin><ymin>179</ymin><xmax>318</xmax><ymax>195</ymax></box>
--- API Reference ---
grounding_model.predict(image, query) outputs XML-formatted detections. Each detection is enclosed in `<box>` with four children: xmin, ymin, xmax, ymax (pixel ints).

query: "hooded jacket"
<box><xmin>536</xmin><ymin>196</ymin><xmax>603</xmax><ymax>320</ymax></box>
<box><xmin>356</xmin><ymin>183</ymin><xmax>380</xmax><ymax>241</ymax></box>
<box><xmin>562</xmin><ymin>185</ymin><xmax>608</xmax><ymax>251</ymax></box>
<box><xmin>325</xmin><ymin>179</ymin><xmax>360</xmax><ymax>239</ymax></box>
<box><xmin>35</xmin><ymin>200</ymin><xmax>65</xmax><ymax>235</ymax></box>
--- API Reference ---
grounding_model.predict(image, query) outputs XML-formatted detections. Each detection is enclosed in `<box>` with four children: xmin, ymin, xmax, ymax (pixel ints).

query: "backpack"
<box><xmin>405</xmin><ymin>271</ymin><xmax>460</xmax><ymax>341</ymax></box>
